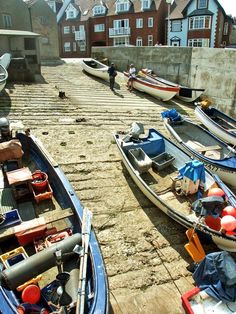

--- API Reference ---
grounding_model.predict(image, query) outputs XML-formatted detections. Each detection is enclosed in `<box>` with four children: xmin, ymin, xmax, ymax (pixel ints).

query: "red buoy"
<box><xmin>222</xmin><ymin>206</ymin><xmax>236</xmax><ymax>218</ymax></box>
<box><xmin>22</xmin><ymin>284</ymin><xmax>41</xmax><ymax>304</ymax></box>
<box><xmin>221</xmin><ymin>215</ymin><xmax>236</xmax><ymax>232</ymax></box>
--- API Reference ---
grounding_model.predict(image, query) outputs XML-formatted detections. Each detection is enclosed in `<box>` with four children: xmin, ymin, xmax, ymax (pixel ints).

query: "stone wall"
<box><xmin>92</xmin><ymin>46</ymin><xmax>236</xmax><ymax>115</ymax></box>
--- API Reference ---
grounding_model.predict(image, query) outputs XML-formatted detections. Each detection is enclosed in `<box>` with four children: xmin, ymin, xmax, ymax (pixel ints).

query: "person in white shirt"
<box><xmin>127</xmin><ymin>64</ymin><xmax>136</xmax><ymax>92</ymax></box>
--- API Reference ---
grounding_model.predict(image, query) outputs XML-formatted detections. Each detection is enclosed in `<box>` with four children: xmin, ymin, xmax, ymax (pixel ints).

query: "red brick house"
<box><xmin>57</xmin><ymin>0</ymin><xmax>169</xmax><ymax>58</ymax></box>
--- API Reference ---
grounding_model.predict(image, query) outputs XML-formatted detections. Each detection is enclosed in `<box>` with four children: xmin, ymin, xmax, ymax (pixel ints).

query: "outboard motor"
<box><xmin>0</xmin><ymin>117</ymin><xmax>11</xmax><ymax>141</ymax></box>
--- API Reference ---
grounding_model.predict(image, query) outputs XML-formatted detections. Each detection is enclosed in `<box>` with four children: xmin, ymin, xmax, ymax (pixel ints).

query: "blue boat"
<box><xmin>0</xmin><ymin>120</ymin><xmax>108</xmax><ymax>314</ymax></box>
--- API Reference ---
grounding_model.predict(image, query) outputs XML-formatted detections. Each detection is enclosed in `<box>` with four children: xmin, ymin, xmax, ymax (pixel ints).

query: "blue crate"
<box><xmin>0</xmin><ymin>209</ymin><xmax>22</xmax><ymax>230</ymax></box>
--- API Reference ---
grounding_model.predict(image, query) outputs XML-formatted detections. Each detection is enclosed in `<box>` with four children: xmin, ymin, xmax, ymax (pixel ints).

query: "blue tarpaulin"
<box><xmin>161</xmin><ymin>109</ymin><xmax>182</xmax><ymax>122</ymax></box>
<box><xmin>193</xmin><ymin>251</ymin><xmax>236</xmax><ymax>302</ymax></box>
<box><xmin>178</xmin><ymin>160</ymin><xmax>206</xmax><ymax>184</ymax></box>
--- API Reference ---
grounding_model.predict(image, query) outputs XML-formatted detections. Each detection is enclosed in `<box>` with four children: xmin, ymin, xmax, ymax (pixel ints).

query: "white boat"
<box><xmin>114</xmin><ymin>122</ymin><xmax>236</xmax><ymax>252</ymax></box>
<box><xmin>162</xmin><ymin>111</ymin><xmax>236</xmax><ymax>188</ymax></box>
<box><xmin>123</xmin><ymin>71</ymin><xmax>180</xmax><ymax>101</ymax></box>
<box><xmin>141</xmin><ymin>69</ymin><xmax>205</xmax><ymax>102</ymax></box>
<box><xmin>81</xmin><ymin>58</ymin><xmax>109</xmax><ymax>81</ymax></box>
<box><xmin>195</xmin><ymin>103</ymin><xmax>236</xmax><ymax>146</ymax></box>
<box><xmin>0</xmin><ymin>65</ymin><xmax>8</xmax><ymax>93</ymax></box>
<box><xmin>0</xmin><ymin>53</ymin><xmax>11</xmax><ymax>70</ymax></box>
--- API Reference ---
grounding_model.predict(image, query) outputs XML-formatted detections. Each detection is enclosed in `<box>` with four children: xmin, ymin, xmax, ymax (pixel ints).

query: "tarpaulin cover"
<box><xmin>178</xmin><ymin>160</ymin><xmax>206</xmax><ymax>184</ymax></box>
<box><xmin>161</xmin><ymin>109</ymin><xmax>182</xmax><ymax>122</ymax></box>
<box><xmin>193</xmin><ymin>251</ymin><xmax>236</xmax><ymax>302</ymax></box>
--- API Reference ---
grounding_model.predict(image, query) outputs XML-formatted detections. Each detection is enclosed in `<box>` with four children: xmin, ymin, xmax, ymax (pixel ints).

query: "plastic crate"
<box><xmin>128</xmin><ymin>148</ymin><xmax>152</xmax><ymax>173</ymax></box>
<box><xmin>152</xmin><ymin>152</ymin><xmax>175</xmax><ymax>171</ymax></box>
<box><xmin>0</xmin><ymin>209</ymin><xmax>21</xmax><ymax>230</ymax></box>
<box><xmin>0</xmin><ymin>246</ymin><xmax>28</xmax><ymax>268</ymax></box>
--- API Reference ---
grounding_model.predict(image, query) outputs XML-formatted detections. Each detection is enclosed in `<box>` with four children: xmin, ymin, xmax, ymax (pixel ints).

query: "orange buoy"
<box><xmin>22</xmin><ymin>284</ymin><xmax>41</xmax><ymax>304</ymax></box>
<box><xmin>222</xmin><ymin>206</ymin><xmax>236</xmax><ymax>218</ymax></box>
<box><xmin>207</xmin><ymin>187</ymin><xmax>225</xmax><ymax>197</ymax></box>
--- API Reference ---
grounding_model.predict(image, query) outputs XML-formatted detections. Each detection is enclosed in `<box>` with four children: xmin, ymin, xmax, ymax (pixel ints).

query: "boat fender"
<box><xmin>17</xmin><ymin>303</ymin><xmax>49</xmax><ymax>314</ymax></box>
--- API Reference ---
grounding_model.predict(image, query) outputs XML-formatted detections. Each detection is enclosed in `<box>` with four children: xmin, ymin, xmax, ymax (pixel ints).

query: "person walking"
<box><xmin>127</xmin><ymin>63</ymin><xmax>136</xmax><ymax>92</ymax></box>
<box><xmin>107</xmin><ymin>63</ymin><xmax>117</xmax><ymax>91</ymax></box>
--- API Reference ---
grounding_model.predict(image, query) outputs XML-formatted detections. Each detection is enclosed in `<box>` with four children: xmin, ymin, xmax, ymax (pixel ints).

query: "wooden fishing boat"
<box><xmin>141</xmin><ymin>69</ymin><xmax>205</xmax><ymax>102</ymax></box>
<box><xmin>162</xmin><ymin>111</ymin><xmax>236</xmax><ymax>188</ymax></box>
<box><xmin>0</xmin><ymin>64</ymin><xmax>8</xmax><ymax>93</ymax></box>
<box><xmin>0</xmin><ymin>120</ymin><xmax>108</xmax><ymax>314</ymax></box>
<box><xmin>81</xmin><ymin>58</ymin><xmax>109</xmax><ymax>81</ymax></box>
<box><xmin>195</xmin><ymin>103</ymin><xmax>236</xmax><ymax>146</ymax></box>
<box><xmin>123</xmin><ymin>71</ymin><xmax>180</xmax><ymax>101</ymax></box>
<box><xmin>114</xmin><ymin>123</ymin><xmax>236</xmax><ymax>252</ymax></box>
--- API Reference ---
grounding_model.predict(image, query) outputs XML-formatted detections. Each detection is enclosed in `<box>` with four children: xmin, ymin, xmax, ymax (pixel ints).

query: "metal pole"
<box><xmin>167</xmin><ymin>3</ymin><xmax>170</xmax><ymax>46</ymax></box>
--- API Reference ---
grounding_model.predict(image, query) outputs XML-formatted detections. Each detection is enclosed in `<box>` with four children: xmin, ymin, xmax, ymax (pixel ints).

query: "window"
<box><xmin>24</xmin><ymin>38</ymin><xmax>36</xmax><ymax>50</ymax></box>
<box><xmin>113</xmin><ymin>37</ymin><xmax>129</xmax><ymax>46</ymax></box>
<box><xmin>80</xmin><ymin>43</ymin><xmax>86</xmax><ymax>51</ymax></box>
<box><xmin>223</xmin><ymin>22</ymin><xmax>228</xmax><ymax>35</ymax></box>
<box><xmin>41</xmin><ymin>37</ymin><xmax>49</xmax><ymax>45</ymax></box>
<box><xmin>188</xmin><ymin>38</ymin><xmax>209</xmax><ymax>47</ymax></box>
<box><xmin>189</xmin><ymin>16</ymin><xmax>211</xmax><ymax>29</ymax></box>
<box><xmin>93</xmin><ymin>5</ymin><xmax>106</xmax><ymax>15</ymax></box>
<box><xmin>72</xmin><ymin>26</ymin><xmax>76</xmax><ymax>33</ymax></box>
<box><xmin>73</xmin><ymin>42</ymin><xmax>77</xmax><ymax>52</ymax></box>
<box><xmin>148</xmin><ymin>35</ymin><xmax>153</xmax><ymax>46</ymax></box>
<box><xmin>64</xmin><ymin>26</ymin><xmax>70</xmax><ymax>34</ymax></box>
<box><xmin>94</xmin><ymin>24</ymin><xmax>105</xmax><ymax>32</ymax></box>
<box><xmin>136</xmin><ymin>37</ymin><xmax>142</xmax><ymax>46</ymax></box>
<box><xmin>148</xmin><ymin>17</ymin><xmax>153</xmax><ymax>27</ymax></box>
<box><xmin>64</xmin><ymin>42</ymin><xmax>71</xmax><ymax>52</ymax></box>
<box><xmin>141</xmin><ymin>0</ymin><xmax>151</xmax><ymax>10</ymax></box>
<box><xmin>2</xmin><ymin>14</ymin><xmax>12</xmax><ymax>28</ymax></box>
<box><xmin>48</xmin><ymin>1</ymin><xmax>56</xmax><ymax>12</ymax></box>
<box><xmin>171</xmin><ymin>20</ymin><xmax>181</xmax><ymax>32</ymax></box>
<box><xmin>136</xmin><ymin>18</ymin><xmax>143</xmax><ymax>28</ymax></box>
<box><xmin>66</xmin><ymin>10</ymin><xmax>75</xmax><ymax>19</ymax></box>
<box><xmin>116</xmin><ymin>0</ymin><xmax>130</xmax><ymax>13</ymax></box>
<box><xmin>40</xmin><ymin>16</ymin><xmax>48</xmax><ymax>25</ymax></box>
<box><xmin>198</xmin><ymin>0</ymin><xmax>207</xmax><ymax>9</ymax></box>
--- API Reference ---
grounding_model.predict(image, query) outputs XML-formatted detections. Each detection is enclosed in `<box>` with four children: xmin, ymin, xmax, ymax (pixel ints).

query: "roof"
<box><xmin>0</xmin><ymin>29</ymin><xmax>40</xmax><ymax>37</ymax></box>
<box><xmin>169</xmin><ymin>0</ymin><xmax>231</xmax><ymax>20</ymax></box>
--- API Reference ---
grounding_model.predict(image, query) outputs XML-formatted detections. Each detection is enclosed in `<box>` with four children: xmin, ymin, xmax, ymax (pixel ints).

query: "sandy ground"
<box><xmin>1</xmin><ymin>59</ymin><xmax>218</xmax><ymax>313</ymax></box>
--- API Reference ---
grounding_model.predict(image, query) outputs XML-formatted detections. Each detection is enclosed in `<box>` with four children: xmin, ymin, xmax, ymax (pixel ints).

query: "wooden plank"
<box><xmin>0</xmin><ymin>208</ymin><xmax>74</xmax><ymax>241</ymax></box>
<box><xmin>196</xmin><ymin>145</ymin><xmax>222</xmax><ymax>152</ymax></box>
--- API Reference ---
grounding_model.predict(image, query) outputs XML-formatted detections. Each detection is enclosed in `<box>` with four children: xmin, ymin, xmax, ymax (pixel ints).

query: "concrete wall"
<box><xmin>92</xmin><ymin>46</ymin><xmax>236</xmax><ymax>115</ymax></box>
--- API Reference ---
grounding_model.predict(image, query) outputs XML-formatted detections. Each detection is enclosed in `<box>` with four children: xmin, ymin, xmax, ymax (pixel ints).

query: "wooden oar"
<box><xmin>76</xmin><ymin>207</ymin><xmax>93</xmax><ymax>314</ymax></box>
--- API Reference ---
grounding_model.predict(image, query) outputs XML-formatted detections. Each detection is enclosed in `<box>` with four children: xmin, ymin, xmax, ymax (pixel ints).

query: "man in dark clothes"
<box><xmin>107</xmin><ymin>63</ymin><xmax>117</xmax><ymax>91</ymax></box>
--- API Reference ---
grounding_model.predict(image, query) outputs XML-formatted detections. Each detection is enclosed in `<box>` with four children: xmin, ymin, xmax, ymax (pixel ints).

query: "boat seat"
<box><xmin>196</xmin><ymin>145</ymin><xmax>222</xmax><ymax>153</ymax></box>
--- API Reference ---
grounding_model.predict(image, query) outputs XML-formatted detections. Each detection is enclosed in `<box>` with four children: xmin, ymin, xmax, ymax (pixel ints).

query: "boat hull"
<box><xmin>195</xmin><ymin>105</ymin><xmax>236</xmax><ymax>146</ymax></box>
<box><xmin>114</xmin><ymin>129</ymin><xmax>236</xmax><ymax>252</ymax></box>
<box><xmin>81</xmin><ymin>58</ymin><xmax>109</xmax><ymax>81</ymax></box>
<box><xmin>141</xmin><ymin>70</ymin><xmax>204</xmax><ymax>102</ymax></box>
<box><xmin>124</xmin><ymin>72</ymin><xmax>179</xmax><ymax>101</ymax></box>
<box><xmin>0</xmin><ymin>64</ymin><xmax>8</xmax><ymax>93</ymax></box>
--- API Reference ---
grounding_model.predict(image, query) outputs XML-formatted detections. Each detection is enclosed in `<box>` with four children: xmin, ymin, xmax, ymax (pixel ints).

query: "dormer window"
<box><xmin>116</xmin><ymin>0</ymin><xmax>130</xmax><ymax>13</ymax></box>
<box><xmin>65</xmin><ymin>4</ymin><xmax>78</xmax><ymax>19</ymax></box>
<box><xmin>93</xmin><ymin>5</ymin><xmax>106</xmax><ymax>16</ymax></box>
<box><xmin>198</xmin><ymin>0</ymin><xmax>207</xmax><ymax>9</ymax></box>
<box><xmin>141</xmin><ymin>0</ymin><xmax>151</xmax><ymax>10</ymax></box>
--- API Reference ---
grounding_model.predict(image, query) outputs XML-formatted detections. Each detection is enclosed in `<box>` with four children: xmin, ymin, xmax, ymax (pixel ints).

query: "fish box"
<box><xmin>128</xmin><ymin>148</ymin><xmax>152</xmax><ymax>173</ymax></box>
<box><xmin>152</xmin><ymin>152</ymin><xmax>175</xmax><ymax>171</ymax></box>
<box><xmin>0</xmin><ymin>246</ymin><xmax>28</xmax><ymax>268</ymax></box>
<box><xmin>32</xmin><ymin>180</ymin><xmax>53</xmax><ymax>204</ymax></box>
<box><xmin>0</xmin><ymin>209</ymin><xmax>21</xmax><ymax>230</ymax></box>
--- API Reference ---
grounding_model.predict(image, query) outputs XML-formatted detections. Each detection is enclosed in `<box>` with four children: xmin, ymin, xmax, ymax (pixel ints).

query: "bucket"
<box><xmin>31</xmin><ymin>171</ymin><xmax>48</xmax><ymax>193</ymax></box>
